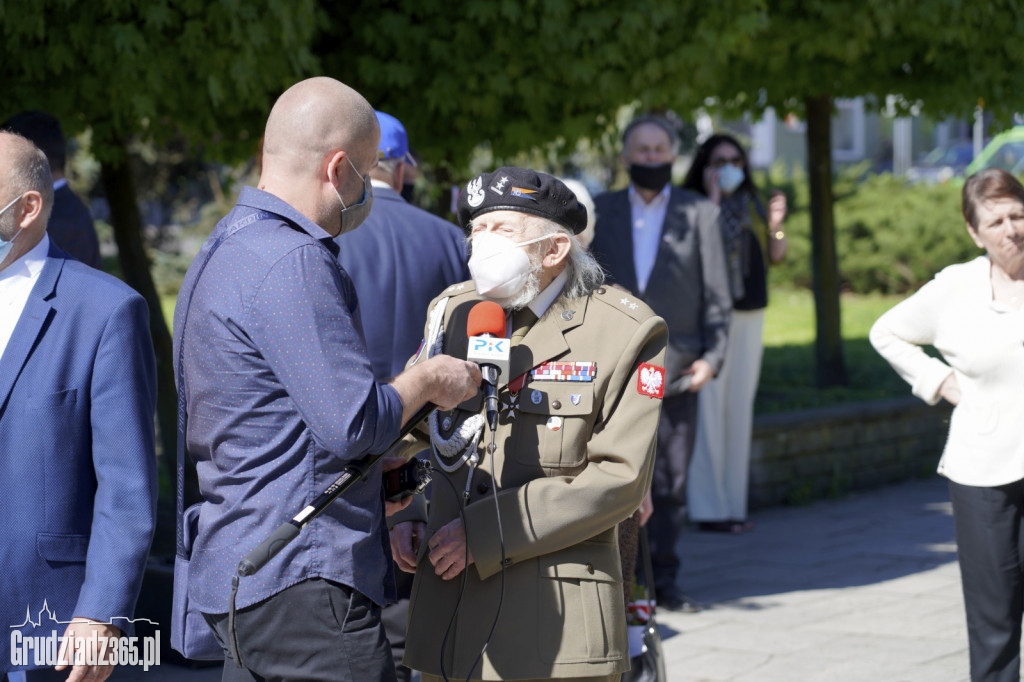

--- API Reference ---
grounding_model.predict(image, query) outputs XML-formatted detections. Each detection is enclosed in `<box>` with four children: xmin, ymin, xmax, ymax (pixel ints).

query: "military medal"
<box><xmin>500</xmin><ymin>370</ymin><xmax>529</xmax><ymax>422</ymax></box>
<box><xmin>500</xmin><ymin>392</ymin><xmax>520</xmax><ymax>422</ymax></box>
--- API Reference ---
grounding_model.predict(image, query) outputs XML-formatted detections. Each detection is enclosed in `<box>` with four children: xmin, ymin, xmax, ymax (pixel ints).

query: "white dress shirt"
<box><xmin>0</xmin><ymin>234</ymin><xmax>49</xmax><ymax>361</ymax></box>
<box><xmin>628</xmin><ymin>184</ymin><xmax>670</xmax><ymax>294</ymax></box>
<box><xmin>870</xmin><ymin>255</ymin><xmax>1024</xmax><ymax>486</ymax></box>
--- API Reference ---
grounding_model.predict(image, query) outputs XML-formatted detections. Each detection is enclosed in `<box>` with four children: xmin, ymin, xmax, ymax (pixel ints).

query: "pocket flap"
<box><xmin>518</xmin><ymin>384</ymin><xmax>593</xmax><ymax>416</ymax></box>
<box><xmin>37</xmin><ymin>532</ymin><xmax>89</xmax><ymax>562</ymax></box>
<box><xmin>26</xmin><ymin>388</ymin><xmax>78</xmax><ymax>410</ymax></box>
<box><xmin>538</xmin><ymin>541</ymin><xmax>621</xmax><ymax>583</ymax></box>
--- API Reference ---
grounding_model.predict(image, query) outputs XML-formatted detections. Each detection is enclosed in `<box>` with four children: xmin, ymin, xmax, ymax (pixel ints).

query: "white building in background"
<box><xmin>712</xmin><ymin>97</ymin><xmax>976</xmax><ymax>177</ymax></box>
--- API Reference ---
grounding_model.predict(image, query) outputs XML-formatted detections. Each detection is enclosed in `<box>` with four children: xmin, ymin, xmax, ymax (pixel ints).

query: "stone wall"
<box><xmin>749</xmin><ymin>397</ymin><xmax>953</xmax><ymax>509</ymax></box>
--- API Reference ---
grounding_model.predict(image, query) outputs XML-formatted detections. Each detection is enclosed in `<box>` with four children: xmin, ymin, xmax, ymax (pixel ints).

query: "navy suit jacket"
<box><xmin>591</xmin><ymin>187</ymin><xmax>732</xmax><ymax>396</ymax></box>
<box><xmin>49</xmin><ymin>185</ymin><xmax>102</xmax><ymax>269</ymax></box>
<box><xmin>0</xmin><ymin>241</ymin><xmax>157</xmax><ymax>672</ymax></box>
<box><xmin>336</xmin><ymin>185</ymin><xmax>469</xmax><ymax>379</ymax></box>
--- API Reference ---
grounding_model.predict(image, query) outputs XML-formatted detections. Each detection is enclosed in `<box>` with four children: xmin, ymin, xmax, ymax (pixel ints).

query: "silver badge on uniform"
<box><xmin>531</xmin><ymin>389</ymin><xmax>543</xmax><ymax>405</ymax></box>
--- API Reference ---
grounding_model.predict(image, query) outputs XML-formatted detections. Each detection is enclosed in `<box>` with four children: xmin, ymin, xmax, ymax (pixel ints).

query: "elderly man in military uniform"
<box><xmin>390</xmin><ymin>168</ymin><xmax>669</xmax><ymax>682</ymax></box>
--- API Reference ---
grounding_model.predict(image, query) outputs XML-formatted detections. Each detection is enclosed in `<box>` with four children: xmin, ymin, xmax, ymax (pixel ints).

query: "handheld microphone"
<box><xmin>466</xmin><ymin>301</ymin><xmax>510</xmax><ymax>430</ymax></box>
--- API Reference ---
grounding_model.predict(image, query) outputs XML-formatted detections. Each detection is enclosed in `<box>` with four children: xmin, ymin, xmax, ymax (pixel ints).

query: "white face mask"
<box><xmin>717</xmin><ymin>164</ymin><xmax>745</xmax><ymax>194</ymax></box>
<box><xmin>0</xmin><ymin>193</ymin><xmax>25</xmax><ymax>264</ymax></box>
<box><xmin>468</xmin><ymin>231</ymin><xmax>552</xmax><ymax>298</ymax></box>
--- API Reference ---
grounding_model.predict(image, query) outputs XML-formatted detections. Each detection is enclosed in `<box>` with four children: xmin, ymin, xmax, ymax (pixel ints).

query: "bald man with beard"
<box><xmin>173</xmin><ymin>77</ymin><xmax>480</xmax><ymax>682</ymax></box>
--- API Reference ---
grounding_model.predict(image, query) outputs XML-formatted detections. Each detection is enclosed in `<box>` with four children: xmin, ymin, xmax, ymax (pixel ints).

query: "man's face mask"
<box><xmin>468</xmin><ymin>231</ymin><xmax>552</xmax><ymax>299</ymax></box>
<box><xmin>0</xmin><ymin>193</ymin><xmax>25</xmax><ymax>264</ymax></box>
<box><xmin>628</xmin><ymin>162</ymin><xmax>673</xmax><ymax>192</ymax></box>
<box><xmin>333</xmin><ymin>155</ymin><xmax>374</xmax><ymax>235</ymax></box>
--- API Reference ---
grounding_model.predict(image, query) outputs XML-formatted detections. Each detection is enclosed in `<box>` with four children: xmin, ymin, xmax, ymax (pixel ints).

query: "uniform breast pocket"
<box><xmin>516</xmin><ymin>384</ymin><xmax>594</xmax><ymax>469</ymax></box>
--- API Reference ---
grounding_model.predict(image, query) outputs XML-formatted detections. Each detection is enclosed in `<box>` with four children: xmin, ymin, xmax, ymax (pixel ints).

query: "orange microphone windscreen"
<box><xmin>466</xmin><ymin>301</ymin><xmax>507</xmax><ymax>338</ymax></box>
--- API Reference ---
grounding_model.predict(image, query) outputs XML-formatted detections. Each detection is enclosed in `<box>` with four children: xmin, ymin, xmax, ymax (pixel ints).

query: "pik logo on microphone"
<box><xmin>470</xmin><ymin>337</ymin><xmax>509</xmax><ymax>355</ymax></box>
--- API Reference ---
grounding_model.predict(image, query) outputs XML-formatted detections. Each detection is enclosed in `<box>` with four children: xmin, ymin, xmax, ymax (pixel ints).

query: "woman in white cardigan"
<box><xmin>871</xmin><ymin>168</ymin><xmax>1024</xmax><ymax>682</ymax></box>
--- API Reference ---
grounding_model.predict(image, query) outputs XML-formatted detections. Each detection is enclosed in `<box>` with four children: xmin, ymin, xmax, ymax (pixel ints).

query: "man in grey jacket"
<box><xmin>591</xmin><ymin>114</ymin><xmax>732</xmax><ymax>612</ymax></box>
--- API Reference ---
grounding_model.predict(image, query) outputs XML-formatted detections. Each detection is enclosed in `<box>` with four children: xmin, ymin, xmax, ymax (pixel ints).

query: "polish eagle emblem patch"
<box><xmin>466</xmin><ymin>176</ymin><xmax>486</xmax><ymax>207</ymax></box>
<box><xmin>637</xmin><ymin>363</ymin><xmax>665</xmax><ymax>399</ymax></box>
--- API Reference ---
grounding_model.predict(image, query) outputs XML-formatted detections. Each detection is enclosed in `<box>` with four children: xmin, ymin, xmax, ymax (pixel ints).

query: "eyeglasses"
<box><xmin>708</xmin><ymin>157</ymin><xmax>743</xmax><ymax>169</ymax></box>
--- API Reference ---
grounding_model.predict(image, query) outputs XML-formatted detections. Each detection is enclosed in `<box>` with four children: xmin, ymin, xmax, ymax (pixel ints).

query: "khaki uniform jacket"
<box><xmin>402</xmin><ymin>281</ymin><xmax>668</xmax><ymax>680</ymax></box>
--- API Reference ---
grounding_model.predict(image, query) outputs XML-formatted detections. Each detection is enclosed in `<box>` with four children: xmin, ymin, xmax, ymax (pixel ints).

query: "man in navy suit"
<box><xmin>2</xmin><ymin>111</ymin><xmax>103</xmax><ymax>270</ymax></box>
<box><xmin>591</xmin><ymin>115</ymin><xmax>731</xmax><ymax>613</ymax></box>
<box><xmin>336</xmin><ymin>110</ymin><xmax>468</xmax><ymax>682</ymax></box>
<box><xmin>0</xmin><ymin>132</ymin><xmax>157</xmax><ymax>681</ymax></box>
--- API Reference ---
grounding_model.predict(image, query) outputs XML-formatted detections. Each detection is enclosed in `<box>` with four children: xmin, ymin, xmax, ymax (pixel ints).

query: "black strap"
<box><xmin>175</xmin><ymin>210</ymin><xmax>272</xmax><ymax>558</ymax></box>
<box><xmin>638</xmin><ymin>524</ymin><xmax>659</xmax><ymax>623</ymax></box>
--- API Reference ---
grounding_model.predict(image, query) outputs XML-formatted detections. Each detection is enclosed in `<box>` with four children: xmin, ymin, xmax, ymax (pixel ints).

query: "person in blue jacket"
<box><xmin>0</xmin><ymin>130</ymin><xmax>157</xmax><ymax>681</ymax></box>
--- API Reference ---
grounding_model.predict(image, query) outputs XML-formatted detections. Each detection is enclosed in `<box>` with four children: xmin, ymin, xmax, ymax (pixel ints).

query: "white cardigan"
<box><xmin>870</xmin><ymin>256</ymin><xmax>1024</xmax><ymax>487</ymax></box>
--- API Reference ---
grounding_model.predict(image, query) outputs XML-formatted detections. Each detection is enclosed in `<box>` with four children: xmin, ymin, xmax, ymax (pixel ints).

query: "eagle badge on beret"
<box><xmin>466</xmin><ymin>176</ymin><xmax>485</xmax><ymax>207</ymax></box>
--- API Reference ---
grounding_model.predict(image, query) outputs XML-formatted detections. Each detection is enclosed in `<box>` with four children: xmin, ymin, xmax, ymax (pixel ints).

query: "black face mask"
<box><xmin>628</xmin><ymin>162</ymin><xmax>673</xmax><ymax>192</ymax></box>
<box><xmin>400</xmin><ymin>183</ymin><xmax>415</xmax><ymax>203</ymax></box>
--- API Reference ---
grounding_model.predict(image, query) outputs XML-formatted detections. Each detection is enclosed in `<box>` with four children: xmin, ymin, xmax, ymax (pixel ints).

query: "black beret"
<box><xmin>457</xmin><ymin>167</ymin><xmax>588</xmax><ymax>235</ymax></box>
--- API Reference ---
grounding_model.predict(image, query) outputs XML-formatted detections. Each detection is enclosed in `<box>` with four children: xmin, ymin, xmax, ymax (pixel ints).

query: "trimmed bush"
<box><xmin>762</xmin><ymin>165</ymin><xmax>979</xmax><ymax>294</ymax></box>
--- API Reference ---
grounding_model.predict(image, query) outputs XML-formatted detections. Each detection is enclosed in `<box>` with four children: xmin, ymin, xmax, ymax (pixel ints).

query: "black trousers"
<box><xmin>646</xmin><ymin>391</ymin><xmax>697</xmax><ymax>599</ymax></box>
<box><xmin>380</xmin><ymin>569</ymin><xmax>414</xmax><ymax>682</ymax></box>
<box><xmin>949</xmin><ymin>478</ymin><xmax>1024</xmax><ymax>682</ymax></box>
<box><xmin>205</xmin><ymin>578</ymin><xmax>396</xmax><ymax>682</ymax></box>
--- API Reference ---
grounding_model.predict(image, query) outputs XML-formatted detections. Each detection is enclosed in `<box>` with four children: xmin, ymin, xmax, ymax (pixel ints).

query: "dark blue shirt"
<box><xmin>173</xmin><ymin>186</ymin><xmax>403</xmax><ymax>613</ymax></box>
<box><xmin>336</xmin><ymin>185</ymin><xmax>469</xmax><ymax>379</ymax></box>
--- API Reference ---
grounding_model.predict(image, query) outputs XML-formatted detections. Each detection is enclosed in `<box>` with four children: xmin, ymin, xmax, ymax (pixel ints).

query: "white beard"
<box><xmin>488</xmin><ymin>257</ymin><xmax>544</xmax><ymax>312</ymax></box>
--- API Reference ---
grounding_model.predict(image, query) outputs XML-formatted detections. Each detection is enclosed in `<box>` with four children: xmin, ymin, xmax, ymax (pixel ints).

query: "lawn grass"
<box><xmin>757</xmin><ymin>288</ymin><xmax>913</xmax><ymax>414</ymax></box>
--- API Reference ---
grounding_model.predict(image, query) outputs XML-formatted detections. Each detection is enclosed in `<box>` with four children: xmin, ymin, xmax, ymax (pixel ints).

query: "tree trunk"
<box><xmin>100</xmin><ymin>141</ymin><xmax>177</xmax><ymax>555</ymax></box>
<box><xmin>804</xmin><ymin>95</ymin><xmax>848</xmax><ymax>387</ymax></box>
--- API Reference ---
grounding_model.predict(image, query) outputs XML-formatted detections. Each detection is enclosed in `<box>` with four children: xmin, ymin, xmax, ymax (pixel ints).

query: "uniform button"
<box><xmin>596</xmin><ymin>287</ymin><xmax>606</xmax><ymax>295</ymax></box>
<box><xmin>477</xmin><ymin>482</ymin><xmax>490</xmax><ymax>494</ymax></box>
<box><xmin>552</xmin><ymin>400</ymin><xmax>562</xmax><ymax>410</ymax></box>
<box><xmin>503</xmin><ymin>557</ymin><xmax>512</xmax><ymax>566</ymax></box>
<box><xmin>586</xmin><ymin>563</ymin><xmax>595</xmax><ymax>574</ymax></box>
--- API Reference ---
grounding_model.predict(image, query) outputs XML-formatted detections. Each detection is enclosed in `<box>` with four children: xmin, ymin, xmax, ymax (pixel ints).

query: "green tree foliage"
<box><xmin>3</xmin><ymin>0</ymin><xmax>318</xmax><ymax>159</ymax></box>
<box><xmin>682</xmin><ymin>0</ymin><xmax>1024</xmax><ymax>386</ymax></box>
<box><xmin>1</xmin><ymin>0</ymin><xmax>320</xmax><ymax>551</ymax></box>
<box><xmin>769</xmin><ymin>168</ymin><xmax>977</xmax><ymax>295</ymax></box>
<box><xmin>317</xmin><ymin>0</ymin><xmax>765</xmax><ymax>167</ymax></box>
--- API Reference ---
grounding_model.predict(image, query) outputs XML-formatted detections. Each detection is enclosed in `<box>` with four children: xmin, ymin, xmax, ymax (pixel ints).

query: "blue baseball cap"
<box><xmin>375</xmin><ymin>111</ymin><xmax>416</xmax><ymax>166</ymax></box>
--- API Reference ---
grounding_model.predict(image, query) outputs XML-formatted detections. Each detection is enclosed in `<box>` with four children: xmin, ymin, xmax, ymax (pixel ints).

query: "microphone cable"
<box><xmin>437</xmin><ymin>422</ymin><xmax>508</xmax><ymax>682</ymax></box>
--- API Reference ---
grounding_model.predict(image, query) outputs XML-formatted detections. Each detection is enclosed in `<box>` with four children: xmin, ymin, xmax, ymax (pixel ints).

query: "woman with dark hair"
<box><xmin>681</xmin><ymin>133</ymin><xmax>787</xmax><ymax>534</ymax></box>
<box><xmin>872</xmin><ymin>168</ymin><xmax>1024</xmax><ymax>682</ymax></box>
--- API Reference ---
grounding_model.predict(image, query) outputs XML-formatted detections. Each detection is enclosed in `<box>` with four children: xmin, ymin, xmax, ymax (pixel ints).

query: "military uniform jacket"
<box><xmin>402</xmin><ymin>281</ymin><xmax>668</xmax><ymax>680</ymax></box>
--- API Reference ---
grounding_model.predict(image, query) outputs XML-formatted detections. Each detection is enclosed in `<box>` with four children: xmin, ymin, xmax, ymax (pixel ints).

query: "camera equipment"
<box><xmin>384</xmin><ymin>458</ymin><xmax>432</xmax><ymax>502</ymax></box>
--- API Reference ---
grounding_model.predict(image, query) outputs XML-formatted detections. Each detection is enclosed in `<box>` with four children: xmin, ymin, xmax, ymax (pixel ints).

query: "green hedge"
<box><xmin>762</xmin><ymin>164</ymin><xmax>981</xmax><ymax>294</ymax></box>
